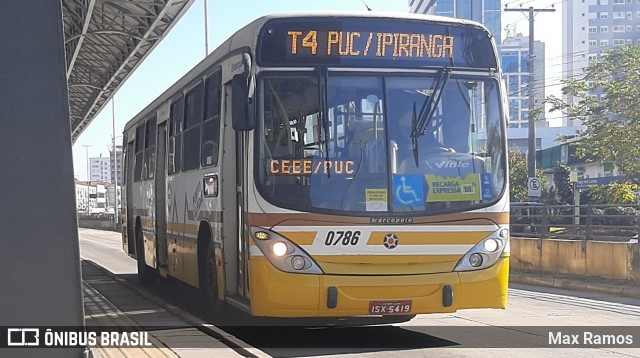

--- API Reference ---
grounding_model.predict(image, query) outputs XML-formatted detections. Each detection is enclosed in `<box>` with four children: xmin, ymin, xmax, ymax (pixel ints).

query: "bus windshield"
<box><xmin>256</xmin><ymin>72</ymin><xmax>506</xmax><ymax>215</ymax></box>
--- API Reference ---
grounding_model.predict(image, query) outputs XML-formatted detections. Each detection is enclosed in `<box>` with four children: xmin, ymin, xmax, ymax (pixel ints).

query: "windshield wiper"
<box><xmin>412</xmin><ymin>68</ymin><xmax>451</xmax><ymax>139</ymax></box>
<box><xmin>318</xmin><ymin>67</ymin><xmax>331</xmax><ymax>177</ymax></box>
<box><xmin>411</xmin><ymin>102</ymin><xmax>419</xmax><ymax>167</ymax></box>
<box><xmin>410</xmin><ymin>68</ymin><xmax>450</xmax><ymax>168</ymax></box>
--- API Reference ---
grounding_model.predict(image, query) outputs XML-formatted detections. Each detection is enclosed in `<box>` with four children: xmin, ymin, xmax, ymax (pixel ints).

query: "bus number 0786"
<box><xmin>324</xmin><ymin>230</ymin><xmax>361</xmax><ymax>246</ymax></box>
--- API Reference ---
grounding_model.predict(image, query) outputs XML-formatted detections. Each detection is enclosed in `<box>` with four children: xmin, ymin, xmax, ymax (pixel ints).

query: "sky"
<box><xmin>72</xmin><ymin>0</ymin><xmax>564</xmax><ymax>181</ymax></box>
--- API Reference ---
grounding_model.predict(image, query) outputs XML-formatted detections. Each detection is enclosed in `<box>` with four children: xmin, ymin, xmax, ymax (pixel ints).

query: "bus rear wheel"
<box><xmin>136</xmin><ymin>225</ymin><xmax>157</xmax><ymax>284</ymax></box>
<box><xmin>202</xmin><ymin>240</ymin><xmax>223</xmax><ymax>312</ymax></box>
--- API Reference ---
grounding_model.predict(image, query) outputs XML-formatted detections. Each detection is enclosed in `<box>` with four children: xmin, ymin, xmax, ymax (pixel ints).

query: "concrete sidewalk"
<box><xmin>81</xmin><ymin>260</ymin><xmax>259</xmax><ymax>358</ymax></box>
<box><xmin>510</xmin><ymin>270</ymin><xmax>640</xmax><ymax>299</ymax></box>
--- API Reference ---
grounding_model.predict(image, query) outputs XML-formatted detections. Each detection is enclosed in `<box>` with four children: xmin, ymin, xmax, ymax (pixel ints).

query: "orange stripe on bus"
<box><xmin>278</xmin><ymin>232</ymin><xmax>316</xmax><ymax>245</ymax></box>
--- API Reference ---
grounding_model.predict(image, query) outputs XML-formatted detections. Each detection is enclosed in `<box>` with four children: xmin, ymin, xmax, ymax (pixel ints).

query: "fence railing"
<box><xmin>510</xmin><ymin>203</ymin><xmax>640</xmax><ymax>241</ymax></box>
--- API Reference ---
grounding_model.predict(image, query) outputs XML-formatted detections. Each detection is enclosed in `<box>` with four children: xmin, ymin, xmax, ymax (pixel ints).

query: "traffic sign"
<box><xmin>528</xmin><ymin>177</ymin><xmax>542</xmax><ymax>197</ymax></box>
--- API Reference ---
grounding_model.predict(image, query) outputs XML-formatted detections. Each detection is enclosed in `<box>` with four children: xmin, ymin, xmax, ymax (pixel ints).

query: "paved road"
<box><xmin>79</xmin><ymin>228</ymin><xmax>640</xmax><ymax>357</ymax></box>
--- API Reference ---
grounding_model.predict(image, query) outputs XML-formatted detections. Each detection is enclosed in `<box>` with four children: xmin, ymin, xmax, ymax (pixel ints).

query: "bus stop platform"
<box><xmin>81</xmin><ymin>260</ymin><xmax>261</xmax><ymax>358</ymax></box>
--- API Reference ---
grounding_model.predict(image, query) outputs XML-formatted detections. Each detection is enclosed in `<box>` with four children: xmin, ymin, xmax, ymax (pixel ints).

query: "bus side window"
<box><xmin>202</xmin><ymin>70</ymin><xmax>221</xmax><ymax>167</ymax></box>
<box><xmin>183</xmin><ymin>82</ymin><xmax>204</xmax><ymax>172</ymax></box>
<box><xmin>144</xmin><ymin>116</ymin><xmax>157</xmax><ymax>179</ymax></box>
<box><xmin>168</xmin><ymin>97</ymin><xmax>184</xmax><ymax>174</ymax></box>
<box><xmin>134</xmin><ymin>123</ymin><xmax>144</xmax><ymax>182</ymax></box>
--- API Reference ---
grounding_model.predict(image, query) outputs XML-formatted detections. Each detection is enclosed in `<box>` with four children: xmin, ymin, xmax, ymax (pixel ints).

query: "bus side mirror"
<box><xmin>231</xmin><ymin>73</ymin><xmax>255</xmax><ymax>131</ymax></box>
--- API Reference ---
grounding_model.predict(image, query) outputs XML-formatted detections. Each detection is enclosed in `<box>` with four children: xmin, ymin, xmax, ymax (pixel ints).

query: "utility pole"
<box><xmin>83</xmin><ymin>144</ymin><xmax>92</xmax><ymax>214</ymax></box>
<box><xmin>504</xmin><ymin>6</ymin><xmax>556</xmax><ymax>178</ymax></box>
<box><xmin>112</xmin><ymin>98</ymin><xmax>119</xmax><ymax>229</ymax></box>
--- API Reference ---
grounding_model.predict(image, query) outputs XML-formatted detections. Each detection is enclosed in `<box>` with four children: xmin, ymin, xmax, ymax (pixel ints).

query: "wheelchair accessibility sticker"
<box><xmin>393</xmin><ymin>175</ymin><xmax>425</xmax><ymax>206</ymax></box>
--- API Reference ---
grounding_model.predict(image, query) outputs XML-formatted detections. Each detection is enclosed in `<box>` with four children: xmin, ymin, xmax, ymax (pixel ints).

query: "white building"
<box><xmin>90</xmin><ymin>156</ymin><xmax>111</xmax><ymax>182</ymax></box>
<box><xmin>89</xmin><ymin>145</ymin><xmax>123</xmax><ymax>184</ymax></box>
<box><xmin>75</xmin><ymin>180</ymin><xmax>111</xmax><ymax>216</ymax></box>
<box><xmin>563</xmin><ymin>0</ymin><xmax>640</xmax><ymax>127</ymax></box>
<box><xmin>110</xmin><ymin>144</ymin><xmax>123</xmax><ymax>185</ymax></box>
<box><xmin>75</xmin><ymin>180</ymin><xmax>89</xmax><ymax>213</ymax></box>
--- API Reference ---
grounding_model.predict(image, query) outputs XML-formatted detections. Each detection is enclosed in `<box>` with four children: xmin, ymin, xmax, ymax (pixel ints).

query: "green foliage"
<box><xmin>509</xmin><ymin>148</ymin><xmax>528</xmax><ymax>202</ymax></box>
<box><xmin>553</xmin><ymin>163</ymin><xmax>574</xmax><ymax>204</ymax></box>
<box><xmin>509</xmin><ymin>147</ymin><xmax>551</xmax><ymax>202</ymax></box>
<box><xmin>547</xmin><ymin>46</ymin><xmax>640</xmax><ymax>183</ymax></box>
<box><xmin>584</xmin><ymin>182</ymin><xmax>640</xmax><ymax>204</ymax></box>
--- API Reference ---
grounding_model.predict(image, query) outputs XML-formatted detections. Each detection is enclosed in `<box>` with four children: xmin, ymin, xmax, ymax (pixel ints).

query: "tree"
<box><xmin>547</xmin><ymin>46</ymin><xmax>640</xmax><ymax>183</ymax></box>
<box><xmin>509</xmin><ymin>147</ymin><xmax>528</xmax><ymax>202</ymax></box>
<box><xmin>553</xmin><ymin>162</ymin><xmax>574</xmax><ymax>204</ymax></box>
<box><xmin>509</xmin><ymin>147</ymin><xmax>551</xmax><ymax>203</ymax></box>
<box><xmin>584</xmin><ymin>182</ymin><xmax>639</xmax><ymax>205</ymax></box>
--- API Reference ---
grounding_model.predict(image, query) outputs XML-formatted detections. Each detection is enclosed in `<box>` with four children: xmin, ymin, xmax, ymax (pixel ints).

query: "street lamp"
<box><xmin>82</xmin><ymin>144</ymin><xmax>91</xmax><ymax>215</ymax></box>
<box><xmin>112</xmin><ymin>98</ymin><xmax>119</xmax><ymax>229</ymax></box>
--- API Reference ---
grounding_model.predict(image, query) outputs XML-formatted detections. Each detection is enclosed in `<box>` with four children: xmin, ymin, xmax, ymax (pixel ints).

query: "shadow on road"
<box><xmin>103</xmin><ymin>270</ymin><xmax>459</xmax><ymax>355</ymax></box>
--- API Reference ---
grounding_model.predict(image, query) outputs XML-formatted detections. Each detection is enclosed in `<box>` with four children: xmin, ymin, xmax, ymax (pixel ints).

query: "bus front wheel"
<box><xmin>202</xmin><ymin>240</ymin><xmax>223</xmax><ymax>312</ymax></box>
<box><xmin>136</xmin><ymin>224</ymin><xmax>157</xmax><ymax>284</ymax></box>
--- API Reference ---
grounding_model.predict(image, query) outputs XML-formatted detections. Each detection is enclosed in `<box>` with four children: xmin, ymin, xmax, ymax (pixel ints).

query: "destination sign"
<box><xmin>259</xmin><ymin>18</ymin><xmax>497</xmax><ymax>68</ymax></box>
<box><xmin>287</xmin><ymin>30</ymin><xmax>454</xmax><ymax>59</ymax></box>
<box><xmin>269</xmin><ymin>159</ymin><xmax>355</xmax><ymax>175</ymax></box>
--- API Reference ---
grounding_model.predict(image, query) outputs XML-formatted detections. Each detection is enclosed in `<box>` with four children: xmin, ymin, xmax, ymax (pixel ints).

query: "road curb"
<box><xmin>83</xmin><ymin>260</ymin><xmax>270</xmax><ymax>358</ymax></box>
<box><xmin>510</xmin><ymin>274</ymin><xmax>640</xmax><ymax>299</ymax></box>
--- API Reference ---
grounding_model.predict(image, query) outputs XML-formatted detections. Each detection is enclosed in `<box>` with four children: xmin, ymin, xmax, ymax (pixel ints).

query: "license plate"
<box><xmin>368</xmin><ymin>300</ymin><xmax>412</xmax><ymax>315</ymax></box>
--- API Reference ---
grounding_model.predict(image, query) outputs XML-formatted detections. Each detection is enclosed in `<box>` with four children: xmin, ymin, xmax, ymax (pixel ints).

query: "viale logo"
<box><xmin>434</xmin><ymin>161</ymin><xmax>469</xmax><ymax>169</ymax></box>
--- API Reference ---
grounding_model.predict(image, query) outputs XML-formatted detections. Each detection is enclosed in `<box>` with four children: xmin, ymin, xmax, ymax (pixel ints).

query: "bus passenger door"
<box><xmin>155</xmin><ymin>118</ymin><xmax>168</xmax><ymax>275</ymax></box>
<box><xmin>235</xmin><ymin>131</ymin><xmax>249</xmax><ymax>298</ymax></box>
<box><xmin>125</xmin><ymin>138</ymin><xmax>136</xmax><ymax>256</ymax></box>
<box><xmin>221</xmin><ymin>53</ymin><xmax>251</xmax><ymax>304</ymax></box>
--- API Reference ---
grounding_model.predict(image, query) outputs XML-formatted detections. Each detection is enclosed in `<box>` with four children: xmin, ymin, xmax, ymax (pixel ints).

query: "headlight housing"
<box><xmin>250</xmin><ymin>227</ymin><xmax>323</xmax><ymax>274</ymax></box>
<box><xmin>454</xmin><ymin>226</ymin><xmax>509</xmax><ymax>272</ymax></box>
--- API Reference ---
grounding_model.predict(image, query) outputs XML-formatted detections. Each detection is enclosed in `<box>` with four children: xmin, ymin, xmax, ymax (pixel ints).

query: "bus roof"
<box><xmin>256</xmin><ymin>11</ymin><xmax>491</xmax><ymax>30</ymax></box>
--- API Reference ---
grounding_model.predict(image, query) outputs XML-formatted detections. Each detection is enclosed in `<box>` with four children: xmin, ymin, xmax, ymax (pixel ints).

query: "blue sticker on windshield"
<box><xmin>393</xmin><ymin>175</ymin><xmax>424</xmax><ymax>206</ymax></box>
<box><xmin>480</xmin><ymin>173</ymin><xmax>494</xmax><ymax>201</ymax></box>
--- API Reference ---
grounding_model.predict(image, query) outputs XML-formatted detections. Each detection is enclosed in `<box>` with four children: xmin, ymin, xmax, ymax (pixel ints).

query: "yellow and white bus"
<box><xmin>121</xmin><ymin>12</ymin><xmax>510</xmax><ymax>321</ymax></box>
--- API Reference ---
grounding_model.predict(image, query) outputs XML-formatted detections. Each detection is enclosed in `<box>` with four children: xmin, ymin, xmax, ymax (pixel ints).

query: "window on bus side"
<box><xmin>144</xmin><ymin>116</ymin><xmax>157</xmax><ymax>179</ymax></box>
<box><xmin>202</xmin><ymin>70</ymin><xmax>221</xmax><ymax>167</ymax></box>
<box><xmin>168</xmin><ymin>96</ymin><xmax>184</xmax><ymax>174</ymax></box>
<box><xmin>183</xmin><ymin>82</ymin><xmax>203</xmax><ymax>172</ymax></box>
<box><xmin>133</xmin><ymin>123</ymin><xmax>144</xmax><ymax>182</ymax></box>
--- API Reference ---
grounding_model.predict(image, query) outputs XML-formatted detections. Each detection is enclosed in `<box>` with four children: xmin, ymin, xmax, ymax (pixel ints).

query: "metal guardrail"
<box><xmin>510</xmin><ymin>203</ymin><xmax>640</xmax><ymax>241</ymax></box>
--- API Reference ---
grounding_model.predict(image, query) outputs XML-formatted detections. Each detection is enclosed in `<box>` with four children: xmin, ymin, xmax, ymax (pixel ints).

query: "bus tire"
<box><xmin>158</xmin><ymin>275</ymin><xmax>175</xmax><ymax>285</ymax></box>
<box><xmin>136</xmin><ymin>223</ymin><xmax>157</xmax><ymax>284</ymax></box>
<box><xmin>202</xmin><ymin>239</ymin><xmax>223</xmax><ymax>312</ymax></box>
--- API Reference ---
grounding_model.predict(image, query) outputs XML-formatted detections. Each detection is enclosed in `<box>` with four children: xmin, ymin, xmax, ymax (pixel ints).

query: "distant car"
<box><xmin>631</xmin><ymin>234</ymin><xmax>638</xmax><ymax>244</ymax></box>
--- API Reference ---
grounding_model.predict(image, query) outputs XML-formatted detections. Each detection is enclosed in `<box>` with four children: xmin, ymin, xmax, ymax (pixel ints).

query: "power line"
<box><xmin>504</xmin><ymin>5</ymin><xmax>557</xmax><ymax>179</ymax></box>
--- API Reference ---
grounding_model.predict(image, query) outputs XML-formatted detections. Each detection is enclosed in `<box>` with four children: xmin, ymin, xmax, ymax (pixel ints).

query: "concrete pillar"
<box><xmin>0</xmin><ymin>1</ymin><xmax>85</xmax><ymax>357</ymax></box>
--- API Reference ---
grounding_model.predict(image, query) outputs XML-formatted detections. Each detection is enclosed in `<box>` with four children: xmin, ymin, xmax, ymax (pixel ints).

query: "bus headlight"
<box><xmin>469</xmin><ymin>253</ymin><xmax>483</xmax><ymax>267</ymax></box>
<box><xmin>250</xmin><ymin>227</ymin><xmax>323</xmax><ymax>274</ymax></box>
<box><xmin>290</xmin><ymin>255</ymin><xmax>306</xmax><ymax>270</ymax></box>
<box><xmin>272</xmin><ymin>241</ymin><xmax>288</xmax><ymax>257</ymax></box>
<box><xmin>454</xmin><ymin>226</ymin><xmax>508</xmax><ymax>272</ymax></box>
<box><xmin>483</xmin><ymin>238</ymin><xmax>499</xmax><ymax>253</ymax></box>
